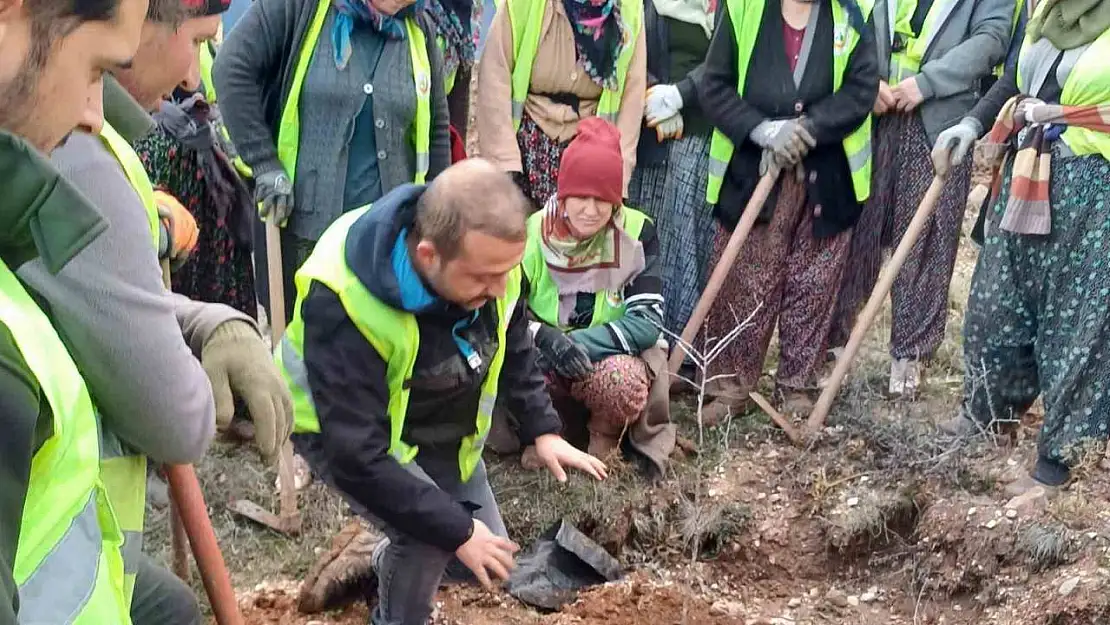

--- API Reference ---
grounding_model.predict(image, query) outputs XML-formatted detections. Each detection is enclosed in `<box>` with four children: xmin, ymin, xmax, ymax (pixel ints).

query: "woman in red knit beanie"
<box><xmin>507</xmin><ymin>118</ymin><xmax>676</xmax><ymax>475</ymax></box>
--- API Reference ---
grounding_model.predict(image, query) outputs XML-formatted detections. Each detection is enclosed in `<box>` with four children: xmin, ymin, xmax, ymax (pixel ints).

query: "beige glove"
<box><xmin>201</xmin><ymin>321</ymin><xmax>294</xmax><ymax>464</ymax></box>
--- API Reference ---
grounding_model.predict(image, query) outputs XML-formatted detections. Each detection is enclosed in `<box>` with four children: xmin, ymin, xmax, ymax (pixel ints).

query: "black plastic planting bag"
<box><xmin>506</xmin><ymin>519</ymin><xmax>622</xmax><ymax>610</ymax></box>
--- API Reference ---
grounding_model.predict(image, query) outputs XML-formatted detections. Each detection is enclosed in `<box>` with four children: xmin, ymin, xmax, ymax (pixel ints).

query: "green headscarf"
<box><xmin>1028</xmin><ymin>0</ymin><xmax>1110</xmax><ymax>50</ymax></box>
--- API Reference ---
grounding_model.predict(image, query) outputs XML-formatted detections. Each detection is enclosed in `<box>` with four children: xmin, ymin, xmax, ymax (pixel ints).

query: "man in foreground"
<box><xmin>0</xmin><ymin>0</ymin><xmax>147</xmax><ymax>620</ymax></box>
<box><xmin>277</xmin><ymin>159</ymin><xmax>607</xmax><ymax>625</ymax></box>
<box><xmin>8</xmin><ymin>0</ymin><xmax>294</xmax><ymax>622</ymax></box>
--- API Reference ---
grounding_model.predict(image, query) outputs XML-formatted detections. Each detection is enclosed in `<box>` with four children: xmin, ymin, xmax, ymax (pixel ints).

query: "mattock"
<box><xmin>228</xmin><ymin>221</ymin><xmax>302</xmax><ymax>534</ymax></box>
<box><xmin>804</xmin><ymin>173</ymin><xmax>949</xmax><ymax>435</ymax></box>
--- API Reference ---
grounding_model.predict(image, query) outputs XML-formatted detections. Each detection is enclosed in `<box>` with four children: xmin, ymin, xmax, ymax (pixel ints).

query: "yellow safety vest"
<box><xmin>95</xmin><ymin>121</ymin><xmax>156</xmax><ymax>605</ymax></box>
<box><xmin>437</xmin><ymin>35</ymin><xmax>459</xmax><ymax>94</ymax></box>
<box><xmin>2</xmin><ymin>260</ymin><xmax>132</xmax><ymax>624</ymax></box>
<box><xmin>1016</xmin><ymin>9</ymin><xmax>1110</xmax><ymax>161</ymax></box>
<box><xmin>276</xmin><ymin>0</ymin><xmax>433</xmax><ymax>185</ymax></box>
<box><xmin>521</xmin><ymin>207</ymin><xmax>648</xmax><ymax>329</ymax></box>
<box><xmin>199</xmin><ymin>42</ymin><xmax>255</xmax><ymax>179</ymax></box>
<box><xmin>888</xmin><ymin>0</ymin><xmax>951</xmax><ymax>82</ymax></box>
<box><xmin>992</xmin><ymin>0</ymin><xmax>1024</xmax><ymax>78</ymax></box>
<box><xmin>100</xmin><ymin>122</ymin><xmax>159</xmax><ymax>243</ymax></box>
<box><xmin>506</xmin><ymin>0</ymin><xmax>643</xmax><ymax>129</ymax></box>
<box><xmin>706</xmin><ymin>0</ymin><xmax>873</xmax><ymax>205</ymax></box>
<box><xmin>274</xmin><ymin>206</ymin><xmax>521</xmax><ymax>482</ymax></box>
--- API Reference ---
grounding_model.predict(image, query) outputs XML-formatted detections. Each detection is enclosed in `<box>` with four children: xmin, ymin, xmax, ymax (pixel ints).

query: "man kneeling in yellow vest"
<box><xmin>276</xmin><ymin>159</ymin><xmax>608</xmax><ymax>625</ymax></box>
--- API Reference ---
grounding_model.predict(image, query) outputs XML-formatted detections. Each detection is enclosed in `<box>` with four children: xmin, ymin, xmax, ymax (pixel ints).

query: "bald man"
<box><xmin>275</xmin><ymin>159</ymin><xmax>607</xmax><ymax>625</ymax></box>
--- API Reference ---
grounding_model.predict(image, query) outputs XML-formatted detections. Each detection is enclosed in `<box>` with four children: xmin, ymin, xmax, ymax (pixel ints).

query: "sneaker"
<box><xmin>888</xmin><ymin>358</ymin><xmax>921</xmax><ymax>397</ymax></box>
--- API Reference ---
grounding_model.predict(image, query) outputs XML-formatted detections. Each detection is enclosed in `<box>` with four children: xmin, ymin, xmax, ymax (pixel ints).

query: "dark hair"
<box><xmin>147</xmin><ymin>0</ymin><xmax>191</xmax><ymax>25</ymax></box>
<box><xmin>22</xmin><ymin>0</ymin><xmax>119</xmax><ymax>78</ymax></box>
<box><xmin>413</xmin><ymin>163</ymin><xmax>529</xmax><ymax>261</ymax></box>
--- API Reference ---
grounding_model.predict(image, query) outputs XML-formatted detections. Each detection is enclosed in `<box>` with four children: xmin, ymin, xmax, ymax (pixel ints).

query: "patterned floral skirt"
<box><xmin>703</xmin><ymin>176</ymin><xmax>851</xmax><ymax>394</ymax></box>
<box><xmin>515</xmin><ymin>112</ymin><xmax>571</xmax><ymax>209</ymax></box>
<box><xmin>962</xmin><ymin>152</ymin><xmax>1110</xmax><ymax>467</ymax></box>
<box><xmin>135</xmin><ymin>127</ymin><xmax>257</xmax><ymax>319</ymax></box>
<box><xmin>628</xmin><ymin>132</ymin><xmax>715</xmax><ymax>335</ymax></box>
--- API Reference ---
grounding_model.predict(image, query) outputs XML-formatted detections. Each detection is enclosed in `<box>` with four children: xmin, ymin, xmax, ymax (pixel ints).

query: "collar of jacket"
<box><xmin>103</xmin><ymin>74</ymin><xmax>157</xmax><ymax>143</ymax></box>
<box><xmin>0</xmin><ymin>131</ymin><xmax>108</xmax><ymax>273</ymax></box>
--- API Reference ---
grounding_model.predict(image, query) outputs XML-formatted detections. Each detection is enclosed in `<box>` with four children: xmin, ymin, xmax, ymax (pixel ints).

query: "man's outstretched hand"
<box><xmin>533</xmin><ymin>434</ymin><xmax>608</xmax><ymax>482</ymax></box>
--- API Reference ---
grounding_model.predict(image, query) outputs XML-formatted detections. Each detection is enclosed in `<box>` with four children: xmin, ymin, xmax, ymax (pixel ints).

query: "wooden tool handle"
<box><xmin>807</xmin><ymin>175</ymin><xmax>947</xmax><ymax>430</ymax></box>
<box><xmin>264</xmin><ymin>221</ymin><xmax>301</xmax><ymax>531</ymax></box>
<box><xmin>165</xmin><ymin>465</ymin><xmax>244</xmax><ymax>625</ymax></box>
<box><xmin>668</xmin><ymin>173</ymin><xmax>777</xmax><ymax>375</ymax></box>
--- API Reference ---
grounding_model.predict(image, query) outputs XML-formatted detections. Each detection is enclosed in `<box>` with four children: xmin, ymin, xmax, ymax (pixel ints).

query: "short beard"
<box><xmin>0</xmin><ymin>22</ymin><xmax>64</xmax><ymax>149</ymax></box>
<box><xmin>0</xmin><ymin>47</ymin><xmax>48</xmax><ymax>135</ymax></box>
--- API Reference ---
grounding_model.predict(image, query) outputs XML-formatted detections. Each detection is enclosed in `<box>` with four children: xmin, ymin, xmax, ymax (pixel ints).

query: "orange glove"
<box><xmin>154</xmin><ymin>190</ymin><xmax>199</xmax><ymax>269</ymax></box>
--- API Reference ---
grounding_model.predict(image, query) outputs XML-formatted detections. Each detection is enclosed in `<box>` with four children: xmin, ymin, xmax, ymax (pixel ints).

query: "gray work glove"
<box><xmin>749</xmin><ymin>118</ymin><xmax>816</xmax><ymax>166</ymax></box>
<box><xmin>201</xmin><ymin>321</ymin><xmax>295</xmax><ymax>465</ymax></box>
<box><xmin>254</xmin><ymin>169</ymin><xmax>294</xmax><ymax>227</ymax></box>
<box><xmin>533</xmin><ymin>324</ymin><xmax>594</xmax><ymax>380</ymax></box>
<box><xmin>931</xmin><ymin>117</ymin><xmax>983</xmax><ymax>177</ymax></box>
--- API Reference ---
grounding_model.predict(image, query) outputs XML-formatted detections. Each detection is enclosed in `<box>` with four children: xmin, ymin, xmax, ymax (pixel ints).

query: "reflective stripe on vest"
<box><xmin>95</xmin><ymin>122</ymin><xmax>154</xmax><ymax>606</ymax></box>
<box><xmin>706</xmin><ymin>0</ymin><xmax>873</xmax><ymax>205</ymax></box>
<box><xmin>275</xmin><ymin>206</ymin><xmax>521</xmax><ymax>482</ymax></box>
<box><xmin>1016</xmin><ymin>12</ymin><xmax>1110</xmax><ymax>161</ymax></box>
<box><xmin>521</xmin><ymin>207</ymin><xmax>648</xmax><ymax>329</ymax></box>
<box><xmin>277</xmin><ymin>0</ymin><xmax>432</xmax><ymax>185</ymax></box>
<box><xmin>888</xmin><ymin>0</ymin><xmax>959</xmax><ymax>83</ymax></box>
<box><xmin>1</xmin><ymin>260</ymin><xmax>131</xmax><ymax>624</ymax></box>
<box><xmin>506</xmin><ymin>0</ymin><xmax>642</xmax><ymax>129</ymax></box>
<box><xmin>99</xmin><ymin>122</ymin><xmax>159</xmax><ymax>244</ymax></box>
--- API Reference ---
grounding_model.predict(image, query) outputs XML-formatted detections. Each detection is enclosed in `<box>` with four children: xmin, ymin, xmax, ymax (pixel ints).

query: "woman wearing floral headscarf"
<box><xmin>214</xmin><ymin>0</ymin><xmax>451</xmax><ymax>320</ymax></box>
<box><xmin>934</xmin><ymin>0</ymin><xmax>1110</xmax><ymax>498</ymax></box>
<box><xmin>519</xmin><ymin>118</ymin><xmax>676</xmax><ymax>474</ymax></box>
<box><xmin>476</xmin><ymin>0</ymin><xmax>647</xmax><ymax>208</ymax></box>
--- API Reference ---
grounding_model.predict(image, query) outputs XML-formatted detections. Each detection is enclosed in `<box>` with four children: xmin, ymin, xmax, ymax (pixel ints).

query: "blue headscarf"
<box><xmin>332</xmin><ymin>0</ymin><xmax>426</xmax><ymax>70</ymax></box>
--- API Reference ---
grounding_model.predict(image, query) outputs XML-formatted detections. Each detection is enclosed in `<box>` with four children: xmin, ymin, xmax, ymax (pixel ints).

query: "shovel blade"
<box><xmin>228</xmin><ymin>499</ymin><xmax>299</xmax><ymax>534</ymax></box>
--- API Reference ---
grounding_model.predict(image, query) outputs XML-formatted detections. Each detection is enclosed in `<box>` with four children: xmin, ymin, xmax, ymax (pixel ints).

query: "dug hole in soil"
<box><xmin>222</xmin><ymin>387</ymin><xmax>1110</xmax><ymax>625</ymax></box>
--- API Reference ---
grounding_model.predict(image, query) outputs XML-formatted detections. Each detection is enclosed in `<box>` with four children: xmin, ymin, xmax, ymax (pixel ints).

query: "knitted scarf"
<box><xmin>332</xmin><ymin>0</ymin><xmax>425</xmax><ymax>70</ymax></box>
<box><xmin>971</xmin><ymin>95</ymin><xmax>1110</xmax><ymax>235</ymax></box>
<box><xmin>563</xmin><ymin>0</ymin><xmax>627</xmax><ymax>89</ymax></box>
<box><xmin>1028</xmin><ymin>0</ymin><xmax>1110</xmax><ymax>50</ymax></box>
<box><xmin>540</xmin><ymin>196</ymin><xmax>645</xmax><ymax>325</ymax></box>
<box><xmin>426</xmin><ymin>0</ymin><xmax>480</xmax><ymax>79</ymax></box>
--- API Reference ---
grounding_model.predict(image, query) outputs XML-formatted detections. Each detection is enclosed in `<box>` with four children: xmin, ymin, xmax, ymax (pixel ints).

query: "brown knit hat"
<box><xmin>557</xmin><ymin>117</ymin><xmax>623</xmax><ymax>206</ymax></box>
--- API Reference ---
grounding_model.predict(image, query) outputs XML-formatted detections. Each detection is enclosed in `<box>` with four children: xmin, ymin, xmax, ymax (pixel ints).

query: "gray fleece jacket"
<box><xmin>17</xmin><ymin>125</ymin><xmax>255</xmax><ymax>464</ymax></box>
<box><xmin>874</xmin><ymin>0</ymin><xmax>1014</xmax><ymax>144</ymax></box>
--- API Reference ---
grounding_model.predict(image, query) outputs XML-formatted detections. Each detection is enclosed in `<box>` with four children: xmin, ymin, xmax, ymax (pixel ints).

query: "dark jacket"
<box><xmin>0</xmin><ymin>131</ymin><xmax>109</xmax><ymax>623</ymax></box>
<box><xmin>697</xmin><ymin>0</ymin><xmax>878</xmax><ymax>237</ymax></box>
<box><xmin>638</xmin><ymin>0</ymin><xmax>723</xmax><ymax>166</ymax></box>
<box><xmin>213</xmin><ymin>0</ymin><xmax>451</xmax><ymax>240</ymax></box>
<box><xmin>298</xmin><ymin>185</ymin><xmax>560</xmax><ymax>552</ymax></box>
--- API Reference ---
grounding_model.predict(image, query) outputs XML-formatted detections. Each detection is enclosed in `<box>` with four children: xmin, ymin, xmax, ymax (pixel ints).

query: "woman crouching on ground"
<box><xmin>518</xmin><ymin>118</ymin><xmax>676</xmax><ymax>476</ymax></box>
<box><xmin>934</xmin><ymin>0</ymin><xmax>1110</xmax><ymax>498</ymax></box>
<box><xmin>694</xmin><ymin>0</ymin><xmax>877</xmax><ymax>422</ymax></box>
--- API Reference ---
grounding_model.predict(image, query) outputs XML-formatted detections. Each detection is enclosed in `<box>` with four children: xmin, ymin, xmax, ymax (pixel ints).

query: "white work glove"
<box><xmin>650</xmin><ymin>112</ymin><xmax>684</xmax><ymax>142</ymax></box>
<box><xmin>931</xmin><ymin>117</ymin><xmax>983</xmax><ymax>177</ymax></box>
<box><xmin>255</xmin><ymin>169</ymin><xmax>294</xmax><ymax>227</ymax></box>
<box><xmin>644</xmin><ymin>84</ymin><xmax>684</xmax><ymax>126</ymax></box>
<box><xmin>750</xmin><ymin>118</ymin><xmax>816</xmax><ymax>166</ymax></box>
